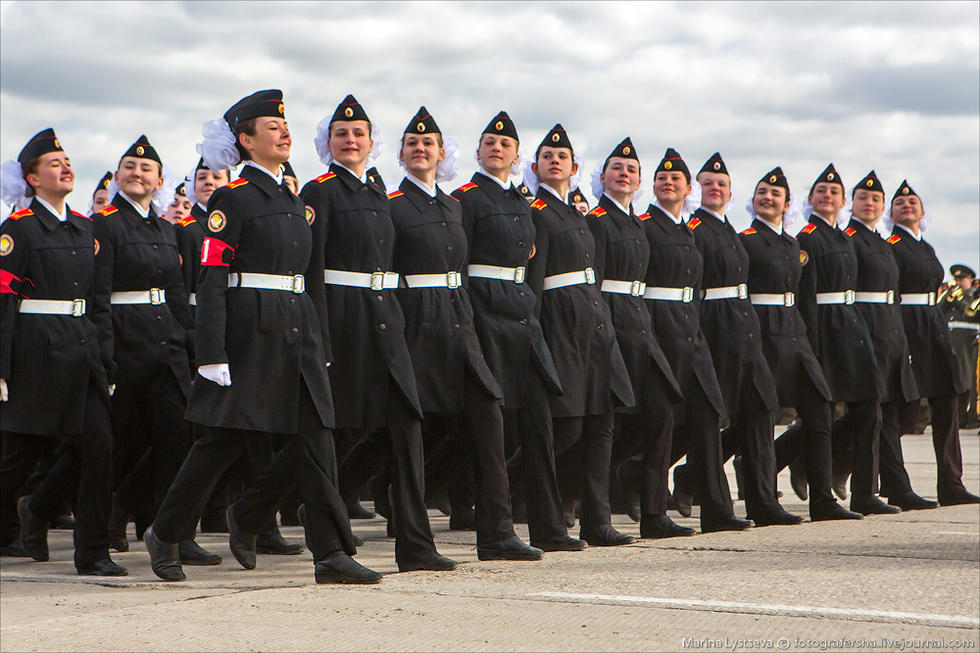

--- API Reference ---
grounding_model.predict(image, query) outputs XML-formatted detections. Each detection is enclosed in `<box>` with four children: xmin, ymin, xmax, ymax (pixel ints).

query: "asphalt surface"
<box><xmin>2</xmin><ymin>431</ymin><xmax>978</xmax><ymax>652</ymax></box>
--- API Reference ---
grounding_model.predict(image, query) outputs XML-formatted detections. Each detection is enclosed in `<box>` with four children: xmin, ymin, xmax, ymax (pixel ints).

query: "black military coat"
<box><xmin>186</xmin><ymin>164</ymin><xmax>334</xmax><ymax>432</ymax></box>
<box><xmin>452</xmin><ymin>173</ymin><xmax>562</xmax><ymax>408</ymax></box>
<box><xmin>0</xmin><ymin>200</ymin><xmax>108</xmax><ymax>435</ymax></box>
<box><xmin>640</xmin><ymin>205</ymin><xmax>726</xmax><ymax>418</ymax></box>
<box><xmin>300</xmin><ymin>164</ymin><xmax>422</xmax><ymax>428</ymax></box>
<box><xmin>738</xmin><ymin>219</ymin><xmax>832</xmax><ymax>407</ymax></box>
<box><xmin>889</xmin><ymin>227</ymin><xmax>967</xmax><ymax>398</ymax></box>
<box><xmin>690</xmin><ymin>209</ymin><xmax>779</xmax><ymax>415</ymax></box>
<box><xmin>796</xmin><ymin>216</ymin><xmax>884</xmax><ymax>403</ymax></box>
<box><xmin>175</xmin><ymin>203</ymin><xmax>206</xmax><ymax>365</ymax></box>
<box><xmin>587</xmin><ymin>195</ymin><xmax>681</xmax><ymax>411</ymax></box>
<box><xmin>92</xmin><ymin>194</ymin><xmax>192</xmax><ymax>393</ymax></box>
<box><xmin>846</xmin><ymin>219</ymin><xmax>918</xmax><ymax>404</ymax></box>
<box><xmin>389</xmin><ymin>178</ymin><xmax>502</xmax><ymax>413</ymax></box>
<box><xmin>526</xmin><ymin>188</ymin><xmax>634</xmax><ymax>417</ymax></box>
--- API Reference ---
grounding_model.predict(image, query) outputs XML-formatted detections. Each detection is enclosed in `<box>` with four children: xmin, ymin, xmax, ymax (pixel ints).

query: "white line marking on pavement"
<box><xmin>528</xmin><ymin>592</ymin><xmax>980</xmax><ymax>629</ymax></box>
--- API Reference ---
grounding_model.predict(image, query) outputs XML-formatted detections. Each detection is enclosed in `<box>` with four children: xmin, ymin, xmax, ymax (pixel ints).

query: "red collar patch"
<box><xmin>687</xmin><ymin>217</ymin><xmax>702</xmax><ymax>230</ymax></box>
<box><xmin>741</xmin><ymin>227</ymin><xmax>757</xmax><ymax>235</ymax></box>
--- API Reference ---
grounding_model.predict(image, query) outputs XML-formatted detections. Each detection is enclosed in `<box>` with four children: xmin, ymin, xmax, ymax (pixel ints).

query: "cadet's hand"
<box><xmin>199</xmin><ymin>363</ymin><xmax>232</xmax><ymax>386</ymax></box>
<box><xmin>0</xmin><ymin>379</ymin><xmax>7</xmax><ymax>402</ymax></box>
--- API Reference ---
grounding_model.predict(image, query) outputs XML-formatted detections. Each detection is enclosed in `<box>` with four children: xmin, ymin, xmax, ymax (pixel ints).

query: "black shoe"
<box><xmin>226</xmin><ymin>505</ymin><xmax>257</xmax><ymax>570</ymax></box>
<box><xmin>315</xmin><ymin>551</ymin><xmax>382</xmax><ymax>584</ymax></box>
<box><xmin>0</xmin><ymin>539</ymin><xmax>30</xmax><ymax>557</ymax></box>
<box><xmin>368</xmin><ymin>474</ymin><xmax>391</xmax><ymax>520</ymax></box>
<box><xmin>938</xmin><ymin>490</ymin><xmax>980</xmax><ymax>506</ymax></box>
<box><xmin>108</xmin><ymin>535</ymin><xmax>129</xmax><ymax>554</ymax></box>
<box><xmin>531</xmin><ymin>535</ymin><xmax>587</xmax><ymax>552</ymax></box>
<box><xmin>77</xmin><ymin>558</ymin><xmax>128</xmax><ymax>576</ymax></box>
<box><xmin>449</xmin><ymin>507</ymin><xmax>477</xmax><ymax>531</ymax></box>
<box><xmin>398</xmin><ymin>550</ymin><xmax>457</xmax><ymax>572</ymax></box>
<box><xmin>256</xmin><ymin>527</ymin><xmax>303</xmax><ymax>555</ymax></box>
<box><xmin>809</xmin><ymin>502</ymin><xmax>863</xmax><ymax>521</ymax></box>
<box><xmin>701</xmin><ymin>516</ymin><xmax>753</xmax><ymax>533</ymax></box>
<box><xmin>580</xmin><ymin>524</ymin><xmax>635</xmax><ymax>547</ymax></box>
<box><xmin>52</xmin><ymin>514</ymin><xmax>76</xmax><ymax>530</ymax></box>
<box><xmin>851</xmin><ymin>496</ymin><xmax>901</xmax><ymax>515</ymax></box>
<box><xmin>788</xmin><ymin>458</ymin><xmax>808</xmax><ymax>501</ymax></box>
<box><xmin>640</xmin><ymin>514</ymin><xmax>696</xmax><ymax>539</ymax></box>
<box><xmin>347</xmin><ymin>500</ymin><xmax>375</xmax><ymax>520</ymax></box>
<box><xmin>17</xmin><ymin>496</ymin><xmax>48</xmax><ymax>562</ymax></box>
<box><xmin>672</xmin><ymin>466</ymin><xmax>694</xmax><ymax>518</ymax></box>
<box><xmin>751</xmin><ymin>508</ymin><xmax>804</xmax><ymax>526</ymax></box>
<box><xmin>477</xmin><ymin>535</ymin><xmax>543</xmax><ymax>561</ymax></box>
<box><xmin>179</xmin><ymin>540</ymin><xmax>222</xmax><ymax>566</ymax></box>
<box><xmin>887</xmin><ymin>491</ymin><xmax>938</xmax><ymax>510</ymax></box>
<box><xmin>144</xmin><ymin>526</ymin><xmax>184</xmax><ymax>581</ymax></box>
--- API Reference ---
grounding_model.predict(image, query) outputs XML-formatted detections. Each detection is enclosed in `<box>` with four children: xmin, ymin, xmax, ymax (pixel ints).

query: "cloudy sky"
<box><xmin>2</xmin><ymin>1</ymin><xmax>978</xmax><ymax>272</ymax></box>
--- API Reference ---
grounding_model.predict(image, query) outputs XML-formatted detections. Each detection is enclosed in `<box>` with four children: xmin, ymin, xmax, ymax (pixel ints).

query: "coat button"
<box><xmin>519</xmin><ymin>291</ymin><xmax>525</xmax><ymax>297</ymax></box>
<box><xmin>73</xmin><ymin>281</ymin><xmax>79</xmax><ymax>287</ymax></box>
<box><xmin>291</xmin><ymin>327</ymin><xmax>299</xmax><ymax>333</ymax></box>
<box><xmin>593</xmin><ymin>300</ymin><xmax>599</xmax><ymax>306</ymax></box>
<box><xmin>447</xmin><ymin>245</ymin><xmax>453</xmax><ymax>252</ymax></box>
<box><xmin>519</xmin><ymin>241</ymin><xmax>526</xmax><ymax>247</ymax></box>
<box><xmin>442</xmin><ymin>222</ymin><xmax>448</xmax><ymax>227</ymax></box>
<box><xmin>288</xmin><ymin>270</ymin><xmax>293</xmax><ymax>275</ymax></box>
<box><xmin>640</xmin><ymin>329</ymin><xmax>646</xmax><ymax>334</ymax></box>
<box><xmin>156</xmin><ymin>315</ymin><xmax>163</xmax><ymax>321</ymax></box>
<box><xmin>377</xmin><ymin>294</ymin><xmax>383</xmax><ymax>301</ymax></box>
<box><xmin>80</xmin><ymin>338</ymin><xmax>86</xmax><ymax>344</ymax></box>
<box><xmin>454</xmin><ymin>323</ymin><xmax>460</xmax><ymax>329</ymax></box>
<box><xmin>372</xmin><ymin>211</ymin><xmax>378</xmax><ymax>217</ymax></box>
<box><xmin>152</xmin><ymin>244</ymin><xmax>158</xmax><ymax>250</ymax></box>
<box><xmin>378</xmin><ymin>238</ymin><xmax>384</xmax><ymax>244</ymax></box>
<box><xmin>378</xmin><ymin>323</ymin><xmax>386</xmax><ymax>331</ymax></box>
<box><xmin>159</xmin><ymin>340</ymin><xmax>166</xmax><ymax>345</ymax></box>
<box><xmin>291</xmin><ymin>241</ymin><xmax>297</xmax><ymax>248</ymax></box>
<box><xmin>520</xmin><ymin>318</ymin><xmax>528</xmax><ymax>325</ymax></box>
<box><xmin>747</xmin><ymin>332</ymin><xmax>753</xmax><ymax>338</ymax></box>
<box><xmin>597</xmin><ymin>323</ymin><xmax>603</xmax><ymax>329</ymax></box>
<box><xmin>687</xmin><ymin>337</ymin><xmax>692</xmax><ymax>342</ymax></box>
<box><xmin>513</xmin><ymin>216</ymin><xmax>519</xmax><ymax>222</ymax></box>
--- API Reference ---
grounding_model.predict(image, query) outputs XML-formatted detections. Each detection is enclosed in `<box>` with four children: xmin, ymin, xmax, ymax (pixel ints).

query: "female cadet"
<box><xmin>90</xmin><ymin>172</ymin><xmax>111</xmax><ymax>214</ymax></box>
<box><xmin>177</xmin><ymin>157</ymin><xmax>230</xmax><ymax>320</ymax></box>
<box><xmin>640</xmin><ymin>148</ymin><xmax>750</xmax><ymax>533</ymax></box>
<box><xmin>451</xmin><ymin>112</ymin><xmax>581</xmax><ymax>552</ymax></box>
<box><xmin>888</xmin><ymin>181</ymin><xmax>979</xmax><ymax>506</ymax></box>
<box><xmin>163</xmin><ymin>181</ymin><xmax>192</xmax><ymax>224</ymax></box>
<box><xmin>0</xmin><ymin>129</ymin><xmax>124</xmax><ymax>575</ymax></box>
<box><xmin>795</xmin><ymin>164</ymin><xmax>891</xmax><ymax>515</ymax></box>
<box><xmin>586</xmin><ymin>138</ymin><xmax>688</xmax><ymax>538</ymax></box>
<box><xmin>388</xmin><ymin>106</ymin><xmax>541</xmax><ymax>560</ymax></box>
<box><xmin>302</xmin><ymin>94</ymin><xmax>455</xmax><ymax>573</ymax></box>
<box><xmin>92</xmin><ymin>136</ymin><xmax>219</xmax><ymax>562</ymax></box>
<box><xmin>525</xmin><ymin>124</ymin><xmax>635</xmax><ymax>547</ymax></box>
<box><xmin>145</xmin><ymin>90</ymin><xmax>376</xmax><ymax>584</ymax></box>
<box><xmin>737</xmin><ymin>167</ymin><xmax>860</xmax><ymax>521</ymax></box>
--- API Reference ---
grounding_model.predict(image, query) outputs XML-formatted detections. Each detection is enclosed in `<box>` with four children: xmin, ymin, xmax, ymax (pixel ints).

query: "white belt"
<box><xmin>704</xmin><ymin>284</ymin><xmax>748</xmax><ymax>300</ymax></box>
<box><xmin>19</xmin><ymin>298</ymin><xmax>86</xmax><ymax>317</ymax></box>
<box><xmin>901</xmin><ymin>292</ymin><xmax>937</xmax><ymax>306</ymax></box>
<box><xmin>750</xmin><ymin>292</ymin><xmax>795</xmax><ymax>307</ymax></box>
<box><xmin>600</xmin><ymin>279</ymin><xmax>646</xmax><ymax>297</ymax></box>
<box><xmin>324</xmin><ymin>269</ymin><xmax>399</xmax><ymax>290</ymax></box>
<box><xmin>467</xmin><ymin>264</ymin><xmax>526</xmax><ymax>284</ymax></box>
<box><xmin>188</xmin><ymin>293</ymin><xmax>197</xmax><ymax>306</ymax></box>
<box><xmin>643</xmin><ymin>286</ymin><xmax>695</xmax><ymax>303</ymax></box>
<box><xmin>229</xmin><ymin>272</ymin><xmax>305</xmax><ymax>294</ymax></box>
<box><xmin>110</xmin><ymin>289</ymin><xmax>166</xmax><ymax>305</ymax></box>
<box><xmin>404</xmin><ymin>272</ymin><xmax>462</xmax><ymax>289</ymax></box>
<box><xmin>949</xmin><ymin>321</ymin><xmax>979</xmax><ymax>332</ymax></box>
<box><xmin>854</xmin><ymin>290</ymin><xmax>894</xmax><ymax>305</ymax></box>
<box><xmin>542</xmin><ymin>267</ymin><xmax>596</xmax><ymax>291</ymax></box>
<box><xmin>816</xmin><ymin>290</ymin><xmax>856</xmax><ymax>305</ymax></box>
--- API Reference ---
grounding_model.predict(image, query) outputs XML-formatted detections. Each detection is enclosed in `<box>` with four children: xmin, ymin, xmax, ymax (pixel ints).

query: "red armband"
<box><xmin>201</xmin><ymin>237</ymin><xmax>235</xmax><ymax>267</ymax></box>
<box><xmin>0</xmin><ymin>269</ymin><xmax>21</xmax><ymax>294</ymax></box>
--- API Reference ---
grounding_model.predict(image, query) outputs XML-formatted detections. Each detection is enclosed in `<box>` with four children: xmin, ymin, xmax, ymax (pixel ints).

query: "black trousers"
<box><xmin>901</xmin><ymin>394</ymin><xmax>967</xmax><ymax>499</ymax></box>
<box><xmin>154</xmin><ymin>384</ymin><xmax>355</xmax><ymax>560</ymax></box>
<box><xmin>826</xmin><ymin>400</ymin><xmax>881</xmax><ymax>501</ymax></box>
<box><xmin>877</xmin><ymin>400</ymin><xmax>914</xmax><ymax>498</ymax></box>
<box><xmin>719</xmin><ymin>392</ymin><xmax>782</xmax><ymax>520</ymax></box>
<box><xmin>772</xmin><ymin>374</ymin><xmax>837</xmax><ymax>508</ymax></box>
<box><xmin>338</xmin><ymin>378</ymin><xmax>436</xmax><ymax>563</ymax></box>
<box><xmin>554</xmin><ymin>407</ymin><xmax>616</xmax><ymax>531</ymax></box>
<box><xmin>0</xmin><ymin>380</ymin><xmax>112</xmax><ymax>569</ymax></box>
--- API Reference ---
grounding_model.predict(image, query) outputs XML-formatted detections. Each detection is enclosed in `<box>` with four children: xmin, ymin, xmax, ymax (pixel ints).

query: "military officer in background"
<box><xmin>940</xmin><ymin>264</ymin><xmax>979</xmax><ymax>429</ymax></box>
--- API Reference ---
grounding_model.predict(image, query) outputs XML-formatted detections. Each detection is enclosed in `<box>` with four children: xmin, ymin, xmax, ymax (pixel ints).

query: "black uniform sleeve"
<box><xmin>163</xmin><ymin>222</ymin><xmax>194</xmax><ymax>333</ymax></box>
<box><xmin>300</xmin><ymin>182</ymin><xmax>332</xmax><ymax>363</ymax></box>
<box><xmin>195</xmin><ymin>188</ymin><xmax>244</xmax><ymax>367</ymax></box>
<box><xmin>527</xmin><ymin>207</ymin><xmax>551</xmax><ymax>319</ymax></box>
<box><xmin>797</xmin><ymin>233</ymin><xmax>819</xmax><ymax>357</ymax></box>
<box><xmin>0</xmin><ymin>219</ymin><xmax>29</xmax><ymax>380</ymax></box>
<box><xmin>457</xmin><ymin>192</ymin><xmax>475</xmax><ymax>286</ymax></box>
<box><xmin>587</xmin><ymin>212</ymin><xmax>608</xmax><ymax>284</ymax></box>
<box><xmin>92</xmin><ymin>216</ymin><xmax>117</xmax><ymax>384</ymax></box>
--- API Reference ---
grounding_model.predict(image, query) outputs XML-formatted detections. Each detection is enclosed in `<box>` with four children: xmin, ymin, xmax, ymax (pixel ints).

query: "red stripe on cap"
<box><xmin>201</xmin><ymin>237</ymin><xmax>235</xmax><ymax>267</ymax></box>
<box><xmin>1</xmin><ymin>270</ymin><xmax>21</xmax><ymax>294</ymax></box>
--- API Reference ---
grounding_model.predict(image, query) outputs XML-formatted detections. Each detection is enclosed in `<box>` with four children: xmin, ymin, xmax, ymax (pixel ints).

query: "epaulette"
<box><xmin>71</xmin><ymin>210</ymin><xmax>93</xmax><ymax>221</ymax></box>
<box><xmin>588</xmin><ymin>207</ymin><xmax>607</xmax><ymax>218</ymax></box>
<box><xmin>531</xmin><ymin>199</ymin><xmax>547</xmax><ymax>211</ymax></box>
<box><xmin>886</xmin><ymin>234</ymin><xmax>901</xmax><ymax>245</ymax></box>
<box><xmin>387</xmin><ymin>190</ymin><xmax>404</xmax><ymax>200</ymax></box>
<box><xmin>687</xmin><ymin>217</ymin><xmax>702</xmax><ymax>230</ymax></box>
<box><xmin>314</xmin><ymin>172</ymin><xmax>337</xmax><ymax>184</ymax></box>
<box><xmin>844</xmin><ymin>227</ymin><xmax>856</xmax><ymax>237</ymax></box>
<box><xmin>95</xmin><ymin>205</ymin><xmax>118</xmax><ymax>217</ymax></box>
<box><xmin>455</xmin><ymin>182</ymin><xmax>478</xmax><ymax>194</ymax></box>
<box><xmin>7</xmin><ymin>208</ymin><xmax>34</xmax><ymax>221</ymax></box>
<box><xmin>741</xmin><ymin>227</ymin><xmax>757</xmax><ymax>235</ymax></box>
<box><xmin>226</xmin><ymin>178</ymin><xmax>249</xmax><ymax>189</ymax></box>
<box><xmin>637</xmin><ymin>212</ymin><xmax>651</xmax><ymax>221</ymax></box>
<box><xmin>799</xmin><ymin>222</ymin><xmax>817</xmax><ymax>235</ymax></box>
<box><xmin>176</xmin><ymin>215</ymin><xmax>196</xmax><ymax>227</ymax></box>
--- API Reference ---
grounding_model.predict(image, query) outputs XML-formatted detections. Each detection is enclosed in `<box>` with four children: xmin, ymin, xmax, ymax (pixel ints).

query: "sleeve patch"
<box><xmin>844</xmin><ymin>227</ymin><xmax>856</xmax><ymax>236</ymax></box>
<box><xmin>687</xmin><ymin>217</ymin><xmax>702</xmax><ymax>230</ymax></box>
<box><xmin>201</xmin><ymin>237</ymin><xmax>235</xmax><ymax>267</ymax></box>
<box><xmin>387</xmin><ymin>190</ymin><xmax>404</xmax><ymax>200</ymax></box>
<box><xmin>455</xmin><ymin>182</ymin><xmax>478</xmax><ymax>193</ymax></box>
<box><xmin>314</xmin><ymin>172</ymin><xmax>337</xmax><ymax>184</ymax></box>
<box><xmin>0</xmin><ymin>234</ymin><xmax>13</xmax><ymax>256</ymax></box>
<box><xmin>8</xmin><ymin>208</ymin><xmax>34</xmax><ymax>221</ymax></box>
<box><xmin>588</xmin><ymin>207</ymin><xmax>607</xmax><ymax>218</ymax></box>
<box><xmin>531</xmin><ymin>199</ymin><xmax>547</xmax><ymax>211</ymax></box>
<box><xmin>886</xmin><ymin>235</ymin><xmax>901</xmax><ymax>245</ymax></box>
<box><xmin>207</xmin><ymin>210</ymin><xmax>226</xmax><ymax>233</ymax></box>
<box><xmin>740</xmin><ymin>227</ymin><xmax>757</xmax><ymax>235</ymax></box>
<box><xmin>799</xmin><ymin>249</ymin><xmax>809</xmax><ymax>266</ymax></box>
<box><xmin>226</xmin><ymin>178</ymin><xmax>250</xmax><ymax>189</ymax></box>
<box><xmin>799</xmin><ymin>222</ymin><xmax>817</xmax><ymax>235</ymax></box>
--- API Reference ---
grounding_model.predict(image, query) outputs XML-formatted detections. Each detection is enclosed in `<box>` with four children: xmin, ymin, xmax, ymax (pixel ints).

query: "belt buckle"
<box><xmin>370</xmin><ymin>271</ymin><xmax>385</xmax><ymax>291</ymax></box>
<box><xmin>446</xmin><ymin>271</ymin><xmax>461</xmax><ymax>289</ymax></box>
<box><xmin>928</xmin><ymin>292</ymin><xmax>936</xmax><ymax>306</ymax></box>
<box><xmin>844</xmin><ymin>289</ymin><xmax>855</xmax><ymax>305</ymax></box>
<box><xmin>886</xmin><ymin>290</ymin><xmax>894</xmax><ymax>305</ymax></box>
<box><xmin>630</xmin><ymin>280</ymin><xmax>645</xmax><ymax>297</ymax></box>
<box><xmin>513</xmin><ymin>266</ymin><xmax>526</xmax><ymax>284</ymax></box>
<box><xmin>737</xmin><ymin>283</ymin><xmax>748</xmax><ymax>300</ymax></box>
<box><xmin>149</xmin><ymin>288</ymin><xmax>163</xmax><ymax>305</ymax></box>
<box><xmin>71</xmin><ymin>298</ymin><xmax>86</xmax><ymax>317</ymax></box>
<box><xmin>682</xmin><ymin>287</ymin><xmax>694</xmax><ymax>303</ymax></box>
<box><xmin>584</xmin><ymin>267</ymin><xmax>596</xmax><ymax>285</ymax></box>
<box><xmin>292</xmin><ymin>275</ymin><xmax>305</xmax><ymax>294</ymax></box>
<box><xmin>784</xmin><ymin>292</ymin><xmax>795</xmax><ymax>308</ymax></box>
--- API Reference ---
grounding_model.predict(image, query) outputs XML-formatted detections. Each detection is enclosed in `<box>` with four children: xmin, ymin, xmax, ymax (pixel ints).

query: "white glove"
<box><xmin>0</xmin><ymin>379</ymin><xmax>7</xmax><ymax>402</ymax></box>
<box><xmin>108</xmin><ymin>384</ymin><xmax>115</xmax><ymax>397</ymax></box>
<box><xmin>199</xmin><ymin>363</ymin><xmax>232</xmax><ymax>386</ymax></box>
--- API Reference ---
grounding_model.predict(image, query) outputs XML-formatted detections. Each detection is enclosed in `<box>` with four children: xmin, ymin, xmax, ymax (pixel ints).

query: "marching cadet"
<box><xmin>940</xmin><ymin>264</ymin><xmax>979</xmax><ymax>429</ymax></box>
<box><xmin>737</xmin><ymin>167</ymin><xmax>861</xmax><ymax>521</ymax></box>
<box><xmin>0</xmin><ymin>129</ymin><xmax>125</xmax><ymax>575</ymax></box>
<box><xmin>569</xmin><ymin>187</ymin><xmax>589</xmax><ymax>216</ymax></box>
<box><xmin>586</xmin><ymin>138</ymin><xmax>688</xmax><ymax>538</ymax></box>
<box><xmin>90</xmin><ymin>171</ymin><xmax>111</xmax><ymax>214</ymax></box>
<box><xmin>92</xmin><ymin>135</ymin><xmax>220</xmax><ymax>562</ymax></box>
<box><xmin>687</xmin><ymin>153</ymin><xmax>801</xmax><ymax>526</ymax></box>
<box><xmin>525</xmin><ymin>123</ymin><xmax>635</xmax><ymax>547</ymax></box>
<box><xmin>146</xmin><ymin>89</ymin><xmax>377</xmax><ymax>584</ymax></box>
<box><xmin>178</xmin><ymin>158</ymin><xmax>230</xmax><ymax>327</ymax></box>
<box><xmin>452</xmin><ymin>112</ymin><xmax>581</xmax><ymax>552</ymax></box>
<box><xmin>794</xmin><ymin>164</ymin><xmax>891</xmax><ymax>515</ymax></box>
<box><xmin>888</xmin><ymin>181</ymin><xmax>980</xmax><ymax>505</ymax></box>
<box><xmin>302</xmin><ymin>94</ymin><xmax>456</xmax><ymax>572</ymax></box>
<box><xmin>162</xmin><ymin>181</ymin><xmax>192</xmax><ymax>224</ymax></box>
<box><xmin>640</xmin><ymin>148</ymin><xmax>750</xmax><ymax>533</ymax></box>
<box><xmin>388</xmin><ymin>106</ymin><xmax>541</xmax><ymax>560</ymax></box>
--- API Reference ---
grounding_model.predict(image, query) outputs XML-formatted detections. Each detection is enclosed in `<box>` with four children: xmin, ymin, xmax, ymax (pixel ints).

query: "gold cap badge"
<box><xmin>623</xmin><ymin>146</ymin><xmax>631</xmax><ymax>155</ymax></box>
<box><xmin>344</xmin><ymin>107</ymin><xmax>354</xmax><ymax>118</ymax></box>
<box><xmin>551</xmin><ymin>133</ymin><xmax>560</xmax><ymax>142</ymax></box>
<box><xmin>769</xmin><ymin>175</ymin><xmax>777</xmax><ymax>183</ymax></box>
<box><xmin>664</xmin><ymin>161</ymin><xmax>673</xmax><ymax>170</ymax></box>
<box><xmin>495</xmin><ymin>121</ymin><xmax>503</xmax><ymax>131</ymax></box>
<box><xmin>278</xmin><ymin>103</ymin><xmax>284</xmax><ymax>115</ymax></box>
<box><xmin>417</xmin><ymin>122</ymin><xmax>425</xmax><ymax>132</ymax></box>
<box><xmin>136</xmin><ymin>146</ymin><xmax>144</xmax><ymax>156</ymax></box>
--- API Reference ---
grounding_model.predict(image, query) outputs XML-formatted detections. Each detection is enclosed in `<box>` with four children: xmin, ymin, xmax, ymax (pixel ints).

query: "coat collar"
<box><xmin>471</xmin><ymin>172</ymin><xmax>516</xmax><ymax>198</ymax></box>
<box><xmin>110</xmin><ymin>192</ymin><xmax>161</xmax><ymax>229</ymax></box>
<box><xmin>398</xmin><ymin>177</ymin><xmax>456</xmax><ymax>214</ymax></box>
<box><xmin>330</xmin><ymin>163</ymin><xmax>385</xmax><ymax>198</ymax></box>
<box><xmin>240</xmin><ymin>163</ymin><xmax>280</xmax><ymax>197</ymax></box>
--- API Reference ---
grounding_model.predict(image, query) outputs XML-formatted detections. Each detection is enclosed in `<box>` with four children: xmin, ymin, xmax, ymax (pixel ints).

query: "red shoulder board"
<box><xmin>740</xmin><ymin>227</ymin><xmax>757</xmax><ymax>235</ymax></box>
<box><xmin>687</xmin><ymin>217</ymin><xmax>702</xmax><ymax>230</ymax></box>
<box><xmin>95</xmin><ymin>205</ymin><xmax>118</xmax><ymax>217</ymax></box>
<box><xmin>531</xmin><ymin>199</ymin><xmax>547</xmax><ymax>211</ymax></box>
<box><xmin>588</xmin><ymin>207</ymin><xmax>607</xmax><ymax>218</ymax></box>
<box><xmin>71</xmin><ymin>210</ymin><xmax>92</xmax><ymax>221</ymax></box>
<box><xmin>886</xmin><ymin>235</ymin><xmax>901</xmax><ymax>245</ymax></box>
<box><xmin>314</xmin><ymin>172</ymin><xmax>337</xmax><ymax>184</ymax></box>
<box><xmin>387</xmin><ymin>190</ymin><xmax>404</xmax><ymax>200</ymax></box>
<box><xmin>226</xmin><ymin>178</ymin><xmax>249</xmax><ymax>189</ymax></box>
<box><xmin>637</xmin><ymin>212</ymin><xmax>651</xmax><ymax>221</ymax></box>
<box><xmin>455</xmin><ymin>182</ymin><xmax>478</xmax><ymax>193</ymax></box>
<box><xmin>844</xmin><ymin>227</ymin><xmax>856</xmax><ymax>236</ymax></box>
<box><xmin>176</xmin><ymin>215</ymin><xmax>196</xmax><ymax>227</ymax></box>
<box><xmin>799</xmin><ymin>223</ymin><xmax>817</xmax><ymax>235</ymax></box>
<box><xmin>7</xmin><ymin>208</ymin><xmax>34</xmax><ymax>221</ymax></box>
